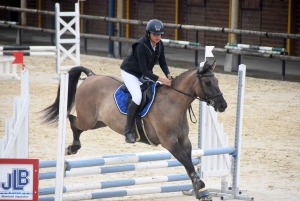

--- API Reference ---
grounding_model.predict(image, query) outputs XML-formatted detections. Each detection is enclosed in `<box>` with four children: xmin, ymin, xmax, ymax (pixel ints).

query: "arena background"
<box><xmin>0</xmin><ymin>1</ymin><xmax>300</xmax><ymax>200</ymax></box>
<box><xmin>0</xmin><ymin>0</ymin><xmax>300</xmax><ymax>56</ymax></box>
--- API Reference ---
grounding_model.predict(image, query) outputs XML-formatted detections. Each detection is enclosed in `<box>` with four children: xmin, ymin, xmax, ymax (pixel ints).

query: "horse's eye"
<box><xmin>205</xmin><ymin>81</ymin><xmax>211</xmax><ymax>86</ymax></box>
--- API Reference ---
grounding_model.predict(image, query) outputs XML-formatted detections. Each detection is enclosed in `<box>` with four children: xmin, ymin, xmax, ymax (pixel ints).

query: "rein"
<box><xmin>170</xmin><ymin>71</ymin><xmax>223</xmax><ymax>105</ymax></box>
<box><xmin>169</xmin><ymin>70</ymin><xmax>223</xmax><ymax>123</ymax></box>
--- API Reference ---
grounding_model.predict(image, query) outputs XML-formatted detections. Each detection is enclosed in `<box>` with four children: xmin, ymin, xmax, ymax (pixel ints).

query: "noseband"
<box><xmin>170</xmin><ymin>70</ymin><xmax>223</xmax><ymax>106</ymax></box>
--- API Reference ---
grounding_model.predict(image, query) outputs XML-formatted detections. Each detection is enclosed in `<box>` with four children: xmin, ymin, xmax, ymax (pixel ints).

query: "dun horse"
<box><xmin>42</xmin><ymin>61</ymin><xmax>227</xmax><ymax>200</ymax></box>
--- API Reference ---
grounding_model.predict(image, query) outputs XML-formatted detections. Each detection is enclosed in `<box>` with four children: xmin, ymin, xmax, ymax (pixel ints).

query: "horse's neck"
<box><xmin>171</xmin><ymin>70</ymin><xmax>197</xmax><ymax>106</ymax></box>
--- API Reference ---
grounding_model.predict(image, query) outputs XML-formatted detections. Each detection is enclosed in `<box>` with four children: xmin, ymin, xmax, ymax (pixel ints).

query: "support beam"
<box><xmin>38</xmin><ymin>0</ymin><xmax>42</xmax><ymax>27</ymax></box>
<box><xmin>115</xmin><ymin>0</ymin><xmax>123</xmax><ymax>58</ymax></box>
<box><xmin>175</xmin><ymin>0</ymin><xmax>179</xmax><ymax>40</ymax></box>
<box><xmin>287</xmin><ymin>0</ymin><xmax>296</xmax><ymax>55</ymax></box>
<box><xmin>224</xmin><ymin>0</ymin><xmax>239</xmax><ymax>72</ymax></box>
<box><xmin>126</xmin><ymin>0</ymin><xmax>130</xmax><ymax>38</ymax></box>
<box><xmin>21</xmin><ymin>0</ymin><xmax>26</xmax><ymax>26</ymax></box>
<box><xmin>108</xmin><ymin>0</ymin><xmax>115</xmax><ymax>57</ymax></box>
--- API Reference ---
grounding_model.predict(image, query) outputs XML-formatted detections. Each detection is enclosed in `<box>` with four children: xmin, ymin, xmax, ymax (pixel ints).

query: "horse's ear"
<box><xmin>210</xmin><ymin>60</ymin><xmax>216</xmax><ymax>71</ymax></box>
<box><xmin>198</xmin><ymin>61</ymin><xmax>208</xmax><ymax>73</ymax></box>
<box><xmin>203</xmin><ymin>61</ymin><xmax>208</xmax><ymax>69</ymax></box>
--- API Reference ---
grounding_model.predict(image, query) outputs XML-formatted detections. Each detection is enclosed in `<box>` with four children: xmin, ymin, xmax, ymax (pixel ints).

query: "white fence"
<box><xmin>200</xmin><ymin>105</ymin><xmax>230</xmax><ymax>178</ymax></box>
<box><xmin>195</xmin><ymin>65</ymin><xmax>248</xmax><ymax>200</ymax></box>
<box><xmin>0</xmin><ymin>57</ymin><xmax>20</xmax><ymax>80</ymax></box>
<box><xmin>0</xmin><ymin>69</ymin><xmax>29</xmax><ymax>158</ymax></box>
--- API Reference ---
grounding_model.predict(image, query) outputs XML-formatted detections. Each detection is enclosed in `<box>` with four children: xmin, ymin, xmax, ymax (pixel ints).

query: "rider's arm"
<box><xmin>158</xmin><ymin>42</ymin><xmax>171</xmax><ymax>77</ymax></box>
<box><xmin>135</xmin><ymin>44</ymin><xmax>159</xmax><ymax>81</ymax></box>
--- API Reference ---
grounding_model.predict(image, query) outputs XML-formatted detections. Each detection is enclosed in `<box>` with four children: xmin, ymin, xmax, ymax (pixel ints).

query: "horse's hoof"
<box><xmin>197</xmin><ymin>188</ymin><xmax>211</xmax><ymax>201</ymax></box>
<box><xmin>198</xmin><ymin>195</ymin><xmax>212</xmax><ymax>201</ymax></box>
<box><xmin>65</xmin><ymin>146</ymin><xmax>77</xmax><ymax>155</ymax></box>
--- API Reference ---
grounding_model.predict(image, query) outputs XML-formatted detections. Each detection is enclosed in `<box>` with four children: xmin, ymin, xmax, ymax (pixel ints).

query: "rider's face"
<box><xmin>149</xmin><ymin>33</ymin><xmax>161</xmax><ymax>44</ymax></box>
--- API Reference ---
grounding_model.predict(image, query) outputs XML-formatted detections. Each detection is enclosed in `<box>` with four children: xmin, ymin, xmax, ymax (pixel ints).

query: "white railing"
<box><xmin>0</xmin><ymin>69</ymin><xmax>29</xmax><ymax>158</ymax></box>
<box><xmin>200</xmin><ymin>105</ymin><xmax>230</xmax><ymax>178</ymax></box>
<box><xmin>0</xmin><ymin>57</ymin><xmax>20</xmax><ymax>80</ymax></box>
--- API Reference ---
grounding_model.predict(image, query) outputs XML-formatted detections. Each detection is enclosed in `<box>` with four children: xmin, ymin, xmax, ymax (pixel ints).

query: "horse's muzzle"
<box><xmin>215</xmin><ymin>100</ymin><xmax>227</xmax><ymax>113</ymax></box>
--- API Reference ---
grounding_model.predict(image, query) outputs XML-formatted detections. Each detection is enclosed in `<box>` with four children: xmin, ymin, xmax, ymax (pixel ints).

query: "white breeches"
<box><xmin>121</xmin><ymin>70</ymin><xmax>151</xmax><ymax>105</ymax></box>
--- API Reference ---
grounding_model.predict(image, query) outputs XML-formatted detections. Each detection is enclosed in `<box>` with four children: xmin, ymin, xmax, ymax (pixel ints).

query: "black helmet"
<box><xmin>146</xmin><ymin>19</ymin><xmax>164</xmax><ymax>34</ymax></box>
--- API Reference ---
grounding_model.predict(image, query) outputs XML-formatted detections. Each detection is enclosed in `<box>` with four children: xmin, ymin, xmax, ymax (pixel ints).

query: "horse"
<box><xmin>42</xmin><ymin>61</ymin><xmax>227</xmax><ymax>200</ymax></box>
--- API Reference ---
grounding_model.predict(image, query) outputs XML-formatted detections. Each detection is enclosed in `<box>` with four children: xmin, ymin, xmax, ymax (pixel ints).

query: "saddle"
<box><xmin>120</xmin><ymin>81</ymin><xmax>161</xmax><ymax>145</ymax></box>
<box><xmin>121</xmin><ymin>81</ymin><xmax>155</xmax><ymax>112</ymax></box>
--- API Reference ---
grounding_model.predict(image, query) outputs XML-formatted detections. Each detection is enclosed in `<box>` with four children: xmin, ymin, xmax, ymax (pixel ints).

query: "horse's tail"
<box><xmin>42</xmin><ymin>66</ymin><xmax>95</xmax><ymax>126</ymax></box>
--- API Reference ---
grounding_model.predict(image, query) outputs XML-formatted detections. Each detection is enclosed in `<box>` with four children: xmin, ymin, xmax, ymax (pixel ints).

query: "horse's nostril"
<box><xmin>219</xmin><ymin>103</ymin><xmax>227</xmax><ymax>111</ymax></box>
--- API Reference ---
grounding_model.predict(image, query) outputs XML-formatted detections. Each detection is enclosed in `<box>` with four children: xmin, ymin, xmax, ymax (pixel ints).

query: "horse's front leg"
<box><xmin>161</xmin><ymin>139</ymin><xmax>211</xmax><ymax>200</ymax></box>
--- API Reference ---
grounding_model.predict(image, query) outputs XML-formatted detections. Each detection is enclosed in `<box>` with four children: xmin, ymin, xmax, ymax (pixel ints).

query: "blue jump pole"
<box><xmin>39</xmin><ymin>184</ymin><xmax>194</xmax><ymax>201</ymax></box>
<box><xmin>39</xmin><ymin>173</ymin><xmax>190</xmax><ymax>195</ymax></box>
<box><xmin>39</xmin><ymin>158</ymin><xmax>201</xmax><ymax>180</ymax></box>
<box><xmin>39</xmin><ymin>147</ymin><xmax>235</xmax><ymax>169</ymax></box>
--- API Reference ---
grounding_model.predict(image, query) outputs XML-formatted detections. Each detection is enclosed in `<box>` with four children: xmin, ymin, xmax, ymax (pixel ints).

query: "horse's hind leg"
<box><xmin>66</xmin><ymin>114</ymin><xmax>107</xmax><ymax>155</ymax></box>
<box><xmin>66</xmin><ymin>114</ymin><xmax>84</xmax><ymax>155</ymax></box>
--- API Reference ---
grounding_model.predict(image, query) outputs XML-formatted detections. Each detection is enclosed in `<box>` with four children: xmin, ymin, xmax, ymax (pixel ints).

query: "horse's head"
<box><xmin>196</xmin><ymin>61</ymin><xmax>227</xmax><ymax>112</ymax></box>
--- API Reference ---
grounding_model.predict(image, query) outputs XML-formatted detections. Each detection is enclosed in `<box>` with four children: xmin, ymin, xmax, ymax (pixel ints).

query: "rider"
<box><xmin>120</xmin><ymin>19</ymin><xmax>173</xmax><ymax>144</ymax></box>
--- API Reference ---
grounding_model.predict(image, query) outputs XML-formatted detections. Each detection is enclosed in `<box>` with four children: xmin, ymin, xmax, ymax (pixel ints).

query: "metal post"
<box><xmin>84</xmin><ymin>19</ymin><xmax>87</xmax><ymax>54</ymax></box>
<box><xmin>18</xmin><ymin>14</ymin><xmax>23</xmax><ymax>46</ymax></box>
<box><xmin>195</xmin><ymin>31</ymin><xmax>198</xmax><ymax>67</ymax></box>
<box><xmin>19</xmin><ymin>30</ymin><xmax>23</xmax><ymax>46</ymax></box>
<box><xmin>20</xmin><ymin>0</ymin><xmax>26</xmax><ymax>46</ymax></box>
<box><xmin>282</xmin><ymin>38</ymin><xmax>286</xmax><ymax>81</ymax></box>
<box><xmin>108</xmin><ymin>0</ymin><xmax>115</xmax><ymax>57</ymax></box>
<box><xmin>232</xmin><ymin>64</ymin><xmax>246</xmax><ymax>198</ymax></box>
<box><xmin>51</xmin><ymin>16</ymin><xmax>54</xmax><ymax>46</ymax></box>
<box><xmin>238</xmin><ymin>34</ymin><xmax>241</xmax><ymax>65</ymax></box>
<box><xmin>118</xmin><ymin>22</ymin><xmax>122</xmax><ymax>58</ymax></box>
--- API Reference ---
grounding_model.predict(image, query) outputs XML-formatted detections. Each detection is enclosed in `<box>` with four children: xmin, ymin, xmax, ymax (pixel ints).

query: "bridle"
<box><xmin>170</xmin><ymin>70</ymin><xmax>223</xmax><ymax>107</ymax></box>
<box><xmin>170</xmin><ymin>70</ymin><xmax>223</xmax><ymax>123</ymax></box>
<box><xmin>196</xmin><ymin>71</ymin><xmax>223</xmax><ymax>107</ymax></box>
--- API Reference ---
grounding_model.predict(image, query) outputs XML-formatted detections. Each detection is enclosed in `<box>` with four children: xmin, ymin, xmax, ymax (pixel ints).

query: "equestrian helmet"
<box><xmin>146</xmin><ymin>19</ymin><xmax>164</xmax><ymax>34</ymax></box>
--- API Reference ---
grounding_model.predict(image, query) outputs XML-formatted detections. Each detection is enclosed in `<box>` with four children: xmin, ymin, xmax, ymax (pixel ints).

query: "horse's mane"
<box><xmin>173</xmin><ymin>67</ymin><xmax>198</xmax><ymax>81</ymax></box>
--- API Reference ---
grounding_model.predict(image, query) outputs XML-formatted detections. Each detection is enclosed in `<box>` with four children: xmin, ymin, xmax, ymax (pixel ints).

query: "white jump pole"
<box><xmin>54</xmin><ymin>72</ymin><xmax>69</xmax><ymax>201</ymax></box>
<box><xmin>54</xmin><ymin>3</ymin><xmax>80</xmax><ymax>200</ymax></box>
<box><xmin>231</xmin><ymin>64</ymin><xmax>246</xmax><ymax>198</ymax></box>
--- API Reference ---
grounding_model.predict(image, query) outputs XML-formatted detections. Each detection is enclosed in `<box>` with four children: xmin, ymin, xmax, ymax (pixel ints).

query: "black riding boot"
<box><xmin>124</xmin><ymin>101</ymin><xmax>139</xmax><ymax>143</ymax></box>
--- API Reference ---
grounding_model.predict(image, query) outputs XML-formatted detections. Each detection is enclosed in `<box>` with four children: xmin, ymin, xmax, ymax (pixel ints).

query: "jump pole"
<box><xmin>54</xmin><ymin>2</ymin><xmax>80</xmax><ymax>201</ymax></box>
<box><xmin>0</xmin><ymin>46</ymin><xmax>56</xmax><ymax>51</ymax></box>
<box><xmin>39</xmin><ymin>147</ymin><xmax>235</xmax><ymax>169</ymax></box>
<box><xmin>54</xmin><ymin>72</ymin><xmax>68</xmax><ymax>200</ymax></box>
<box><xmin>231</xmin><ymin>64</ymin><xmax>246</xmax><ymax>198</ymax></box>
<box><xmin>0</xmin><ymin>46</ymin><xmax>57</xmax><ymax>56</ymax></box>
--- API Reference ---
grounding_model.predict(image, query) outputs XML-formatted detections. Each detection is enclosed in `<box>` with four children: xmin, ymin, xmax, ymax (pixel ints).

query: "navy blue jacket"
<box><xmin>120</xmin><ymin>36</ymin><xmax>170</xmax><ymax>81</ymax></box>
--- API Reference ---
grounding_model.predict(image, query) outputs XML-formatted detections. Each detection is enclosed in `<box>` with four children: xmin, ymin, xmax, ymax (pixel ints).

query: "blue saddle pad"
<box><xmin>114</xmin><ymin>82</ymin><xmax>158</xmax><ymax>117</ymax></box>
